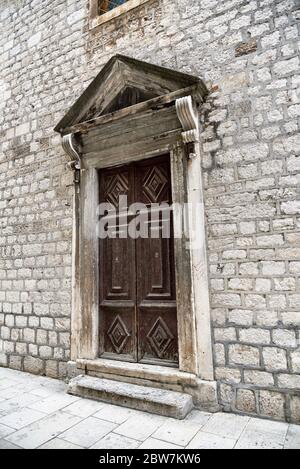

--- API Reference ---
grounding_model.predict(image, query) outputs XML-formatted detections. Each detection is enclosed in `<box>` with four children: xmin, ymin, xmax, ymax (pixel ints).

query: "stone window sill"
<box><xmin>89</xmin><ymin>0</ymin><xmax>150</xmax><ymax>29</ymax></box>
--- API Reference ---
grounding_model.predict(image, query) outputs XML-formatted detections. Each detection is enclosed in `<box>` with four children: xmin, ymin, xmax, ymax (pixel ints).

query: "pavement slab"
<box><xmin>0</xmin><ymin>368</ymin><xmax>299</xmax><ymax>449</ymax></box>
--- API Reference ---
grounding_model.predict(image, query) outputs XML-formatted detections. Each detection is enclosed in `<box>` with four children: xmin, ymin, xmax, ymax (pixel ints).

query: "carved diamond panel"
<box><xmin>143</xmin><ymin>166</ymin><xmax>168</xmax><ymax>203</ymax></box>
<box><xmin>147</xmin><ymin>317</ymin><xmax>174</xmax><ymax>358</ymax></box>
<box><xmin>108</xmin><ymin>315</ymin><xmax>130</xmax><ymax>354</ymax></box>
<box><xmin>105</xmin><ymin>173</ymin><xmax>129</xmax><ymax>206</ymax></box>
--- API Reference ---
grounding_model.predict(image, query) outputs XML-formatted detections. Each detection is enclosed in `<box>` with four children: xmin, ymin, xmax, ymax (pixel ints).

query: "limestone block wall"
<box><xmin>0</xmin><ymin>0</ymin><xmax>88</xmax><ymax>378</ymax></box>
<box><xmin>0</xmin><ymin>0</ymin><xmax>299</xmax><ymax>422</ymax></box>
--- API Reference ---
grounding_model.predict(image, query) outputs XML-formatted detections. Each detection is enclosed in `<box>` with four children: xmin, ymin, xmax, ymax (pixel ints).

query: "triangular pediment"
<box><xmin>55</xmin><ymin>55</ymin><xmax>205</xmax><ymax>134</ymax></box>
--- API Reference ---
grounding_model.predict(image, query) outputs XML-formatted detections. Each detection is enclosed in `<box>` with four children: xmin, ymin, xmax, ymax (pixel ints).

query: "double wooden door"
<box><xmin>99</xmin><ymin>155</ymin><xmax>178</xmax><ymax>366</ymax></box>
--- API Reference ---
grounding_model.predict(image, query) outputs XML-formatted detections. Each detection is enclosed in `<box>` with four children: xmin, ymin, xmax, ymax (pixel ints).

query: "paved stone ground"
<box><xmin>0</xmin><ymin>368</ymin><xmax>299</xmax><ymax>450</ymax></box>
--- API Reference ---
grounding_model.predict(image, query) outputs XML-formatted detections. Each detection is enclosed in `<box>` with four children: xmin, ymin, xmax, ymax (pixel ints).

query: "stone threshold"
<box><xmin>68</xmin><ymin>359</ymin><xmax>220</xmax><ymax>413</ymax></box>
<box><xmin>76</xmin><ymin>358</ymin><xmax>199</xmax><ymax>387</ymax></box>
<box><xmin>68</xmin><ymin>374</ymin><xmax>194</xmax><ymax>419</ymax></box>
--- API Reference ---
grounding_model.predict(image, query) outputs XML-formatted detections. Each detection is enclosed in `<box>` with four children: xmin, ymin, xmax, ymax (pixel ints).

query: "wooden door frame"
<box><xmin>68</xmin><ymin>101</ymin><xmax>214</xmax><ymax>382</ymax></box>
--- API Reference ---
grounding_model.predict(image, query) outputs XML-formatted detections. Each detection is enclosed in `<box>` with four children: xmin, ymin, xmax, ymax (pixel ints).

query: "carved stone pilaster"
<box><xmin>61</xmin><ymin>133</ymin><xmax>81</xmax><ymax>170</ymax></box>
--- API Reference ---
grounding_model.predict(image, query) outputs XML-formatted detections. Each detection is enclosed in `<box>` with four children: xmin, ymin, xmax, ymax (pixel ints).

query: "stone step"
<box><xmin>67</xmin><ymin>375</ymin><xmax>194</xmax><ymax>419</ymax></box>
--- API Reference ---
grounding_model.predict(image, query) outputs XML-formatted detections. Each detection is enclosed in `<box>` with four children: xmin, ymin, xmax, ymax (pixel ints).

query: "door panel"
<box><xmin>101</xmin><ymin>235</ymin><xmax>135</xmax><ymax>302</ymax></box>
<box><xmin>100</xmin><ymin>235</ymin><xmax>137</xmax><ymax>360</ymax></box>
<box><xmin>136</xmin><ymin>235</ymin><xmax>174</xmax><ymax>301</ymax></box>
<box><xmin>101</xmin><ymin>306</ymin><xmax>136</xmax><ymax>360</ymax></box>
<box><xmin>135</xmin><ymin>157</ymin><xmax>178</xmax><ymax>364</ymax></box>
<box><xmin>99</xmin><ymin>155</ymin><xmax>178</xmax><ymax>366</ymax></box>
<box><xmin>99</xmin><ymin>166</ymin><xmax>136</xmax><ymax>360</ymax></box>
<box><xmin>100</xmin><ymin>166</ymin><xmax>133</xmax><ymax>207</ymax></box>
<box><xmin>138</xmin><ymin>306</ymin><xmax>178</xmax><ymax>364</ymax></box>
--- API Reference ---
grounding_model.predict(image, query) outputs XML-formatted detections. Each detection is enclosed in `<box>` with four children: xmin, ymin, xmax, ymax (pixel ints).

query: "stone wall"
<box><xmin>0</xmin><ymin>0</ymin><xmax>299</xmax><ymax>422</ymax></box>
<box><xmin>0</xmin><ymin>0</ymin><xmax>88</xmax><ymax>378</ymax></box>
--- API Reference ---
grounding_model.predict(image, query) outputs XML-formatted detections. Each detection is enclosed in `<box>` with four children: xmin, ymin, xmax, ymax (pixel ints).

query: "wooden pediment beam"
<box><xmin>61</xmin><ymin>83</ymin><xmax>203</xmax><ymax>136</ymax></box>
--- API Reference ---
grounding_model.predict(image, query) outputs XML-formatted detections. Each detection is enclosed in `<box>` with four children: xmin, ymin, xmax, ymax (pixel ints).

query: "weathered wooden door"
<box><xmin>99</xmin><ymin>155</ymin><xmax>178</xmax><ymax>366</ymax></box>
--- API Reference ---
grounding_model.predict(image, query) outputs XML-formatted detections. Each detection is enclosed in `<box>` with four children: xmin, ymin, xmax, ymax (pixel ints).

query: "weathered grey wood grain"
<box><xmin>78</xmin><ymin>168</ymin><xmax>99</xmax><ymax>359</ymax></box>
<box><xmin>64</xmin><ymin>84</ymin><xmax>202</xmax><ymax>135</ymax></box>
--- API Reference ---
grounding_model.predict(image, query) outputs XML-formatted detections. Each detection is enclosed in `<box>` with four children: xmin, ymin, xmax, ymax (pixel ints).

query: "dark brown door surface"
<box><xmin>99</xmin><ymin>155</ymin><xmax>178</xmax><ymax>366</ymax></box>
